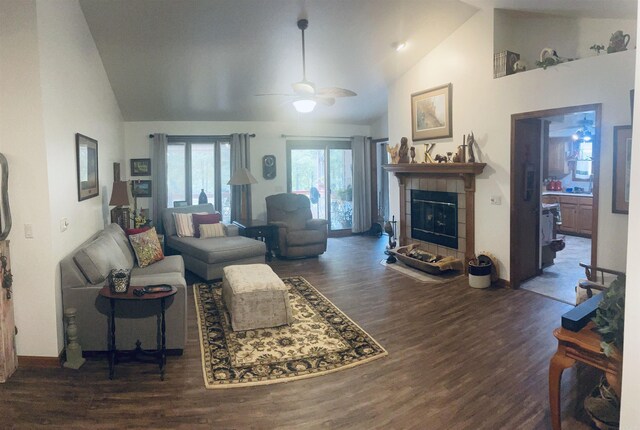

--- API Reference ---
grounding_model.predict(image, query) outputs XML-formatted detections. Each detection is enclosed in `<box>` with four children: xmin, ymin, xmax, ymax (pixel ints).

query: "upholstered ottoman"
<box><xmin>222</xmin><ymin>264</ymin><xmax>293</xmax><ymax>331</ymax></box>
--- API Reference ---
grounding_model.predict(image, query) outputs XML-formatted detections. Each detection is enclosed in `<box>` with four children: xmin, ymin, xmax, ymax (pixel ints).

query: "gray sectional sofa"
<box><xmin>161</xmin><ymin>204</ymin><xmax>266</xmax><ymax>281</ymax></box>
<box><xmin>60</xmin><ymin>223</ymin><xmax>187</xmax><ymax>352</ymax></box>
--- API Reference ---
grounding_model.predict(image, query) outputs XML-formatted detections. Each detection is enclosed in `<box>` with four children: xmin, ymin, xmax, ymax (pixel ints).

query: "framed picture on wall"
<box><xmin>411</xmin><ymin>83</ymin><xmax>452</xmax><ymax>141</ymax></box>
<box><xmin>131</xmin><ymin>180</ymin><xmax>152</xmax><ymax>198</ymax></box>
<box><xmin>131</xmin><ymin>158</ymin><xmax>151</xmax><ymax>176</ymax></box>
<box><xmin>76</xmin><ymin>133</ymin><xmax>99</xmax><ymax>201</ymax></box>
<box><xmin>612</xmin><ymin>125</ymin><xmax>632</xmax><ymax>214</ymax></box>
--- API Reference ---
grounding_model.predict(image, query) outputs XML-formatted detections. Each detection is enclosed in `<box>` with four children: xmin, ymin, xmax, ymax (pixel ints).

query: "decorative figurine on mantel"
<box><xmin>410</xmin><ymin>147</ymin><xmax>416</xmax><ymax>163</ymax></box>
<box><xmin>466</xmin><ymin>132</ymin><xmax>477</xmax><ymax>163</ymax></box>
<box><xmin>398</xmin><ymin>137</ymin><xmax>410</xmax><ymax>163</ymax></box>
<box><xmin>423</xmin><ymin>143</ymin><xmax>436</xmax><ymax>163</ymax></box>
<box><xmin>434</xmin><ymin>154</ymin><xmax>448</xmax><ymax>163</ymax></box>
<box><xmin>386</xmin><ymin>143</ymin><xmax>400</xmax><ymax>164</ymax></box>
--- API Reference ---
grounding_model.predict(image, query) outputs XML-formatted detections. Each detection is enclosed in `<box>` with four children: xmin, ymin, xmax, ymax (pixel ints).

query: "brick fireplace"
<box><xmin>383</xmin><ymin>163</ymin><xmax>486</xmax><ymax>266</ymax></box>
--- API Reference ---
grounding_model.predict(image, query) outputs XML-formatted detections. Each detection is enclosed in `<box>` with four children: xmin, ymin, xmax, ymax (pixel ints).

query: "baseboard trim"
<box><xmin>495</xmin><ymin>278</ymin><xmax>511</xmax><ymax>289</ymax></box>
<box><xmin>18</xmin><ymin>354</ymin><xmax>63</xmax><ymax>368</ymax></box>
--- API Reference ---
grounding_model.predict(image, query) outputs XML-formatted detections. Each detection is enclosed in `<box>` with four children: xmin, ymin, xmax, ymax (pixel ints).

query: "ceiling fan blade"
<box><xmin>317</xmin><ymin>87</ymin><xmax>357</xmax><ymax>98</ymax></box>
<box><xmin>314</xmin><ymin>96</ymin><xmax>335</xmax><ymax>106</ymax></box>
<box><xmin>292</xmin><ymin>80</ymin><xmax>316</xmax><ymax>95</ymax></box>
<box><xmin>255</xmin><ymin>93</ymin><xmax>296</xmax><ymax>97</ymax></box>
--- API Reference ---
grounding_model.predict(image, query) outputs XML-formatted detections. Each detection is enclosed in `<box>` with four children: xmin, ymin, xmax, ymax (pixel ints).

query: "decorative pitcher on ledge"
<box><xmin>607</xmin><ymin>30</ymin><xmax>630</xmax><ymax>53</ymax></box>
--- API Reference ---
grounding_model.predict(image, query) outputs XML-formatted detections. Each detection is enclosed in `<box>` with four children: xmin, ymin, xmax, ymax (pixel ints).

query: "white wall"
<box><xmin>370</xmin><ymin>114</ymin><xmax>389</xmax><ymax>139</ymax></box>
<box><xmin>620</xmin><ymin>9</ymin><xmax>640</xmax><ymax>427</ymax></box>
<box><xmin>388</xmin><ymin>7</ymin><xmax>635</xmax><ymax>280</ymax></box>
<box><xmin>495</xmin><ymin>9</ymin><xmax>636</xmax><ymax>68</ymax></box>
<box><xmin>124</xmin><ymin>121</ymin><xmax>370</xmax><ymax>220</ymax></box>
<box><xmin>0</xmin><ymin>0</ymin><xmax>124</xmax><ymax>357</ymax></box>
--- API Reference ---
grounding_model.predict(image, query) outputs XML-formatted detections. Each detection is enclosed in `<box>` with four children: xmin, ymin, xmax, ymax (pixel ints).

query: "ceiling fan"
<box><xmin>256</xmin><ymin>19</ymin><xmax>357</xmax><ymax>113</ymax></box>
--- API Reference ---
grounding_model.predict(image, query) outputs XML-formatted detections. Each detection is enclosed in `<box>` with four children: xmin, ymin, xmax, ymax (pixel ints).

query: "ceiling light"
<box><xmin>293</xmin><ymin>98</ymin><xmax>316</xmax><ymax>113</ymax></box>
<box><xmin>393</xmin><ymin>42</ymin><xmax>407</xmax><ymax>52</ymax></box>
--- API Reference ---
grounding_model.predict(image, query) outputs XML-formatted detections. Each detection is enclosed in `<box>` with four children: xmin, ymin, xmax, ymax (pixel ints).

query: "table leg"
<box><xmin>549</xmin><ymin>347</ymin><xmax>576</xmax><ymax>430</ymax></box>
<box><xmin>109</xmin><ymin>298</ymin><xmax>116</xmax><ymax>380</ymax></box>
<box><xmin>160</xmin><ymin>297</ymin><xmax>166</xmax><ymax>381</ymax></box>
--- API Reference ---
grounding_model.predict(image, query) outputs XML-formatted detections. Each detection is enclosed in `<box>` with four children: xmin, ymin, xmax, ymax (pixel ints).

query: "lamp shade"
<box><xmin>227</xmin><ymin>167</ymin><xmax>258</xmax><ymax>186</ymax></box>
<box><xmin>109</xmin><ymin>181</ymin><xmax>131</xmax><ymax>206</ymax></box>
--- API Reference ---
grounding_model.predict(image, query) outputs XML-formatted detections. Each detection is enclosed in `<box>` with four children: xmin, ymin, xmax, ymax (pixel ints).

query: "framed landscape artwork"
<box><xmin>131</xmin><ymin>180</ymin><xmax>152</xmax><ymax>198</ymax></box>
<box><xmin>411</xmin><ymin>83</ymin><xmax>452</xmax><ymax>141</ymax></box>
<box><xmin>76</xmin><ymin>133</ymin><xmax>99</xmax><ymax>201</ymax></box>
<box><xmin>612</xmin><ymin>125</ymin><xmax>632</xmax><ymax>214</ymax></box>
<box><xmin>131</xmin><ymin>158</ymin><xmax>151</xmax><ymax>176</ymax></box>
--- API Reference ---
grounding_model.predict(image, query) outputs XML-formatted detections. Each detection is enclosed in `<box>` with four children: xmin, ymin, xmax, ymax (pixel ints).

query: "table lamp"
<box><xmin>228</xmin><ymin>167</ymin><xmax>257</xmax><ymax>221</ymax></box>
<box><xmin>109</xmin><ymin>181</ymin><xmax>131</xmax><ymax>230</ymax></box>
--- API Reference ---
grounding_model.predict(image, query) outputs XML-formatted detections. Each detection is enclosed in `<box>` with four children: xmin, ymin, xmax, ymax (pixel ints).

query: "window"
<box><xmin>167</xmin><ymin>136</ymin><xmax>231</xmax><ymax>220</ymax></box>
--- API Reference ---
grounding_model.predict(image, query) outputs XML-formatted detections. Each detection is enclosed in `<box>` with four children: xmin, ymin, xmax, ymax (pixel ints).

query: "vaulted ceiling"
<box><xmin>79</xmin><ymin>0</ymin><xmax>637</xmax><ymax>125</ymax></box>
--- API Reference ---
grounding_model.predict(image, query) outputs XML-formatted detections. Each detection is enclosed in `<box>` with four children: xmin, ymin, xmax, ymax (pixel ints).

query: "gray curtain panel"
<box><xmin>151</xmin><ymin>133</ymin><xmax>168</xmax><ymax>233</ymax></box>
<box><xmin>230</xmin><ymin>133</ymin><xmax>252</xmax><ymax>221</ymax></box>
<box><xmin>351</xmin><ymin>135</ymin><xmax>372</xmax><ymax>233</ymax></box>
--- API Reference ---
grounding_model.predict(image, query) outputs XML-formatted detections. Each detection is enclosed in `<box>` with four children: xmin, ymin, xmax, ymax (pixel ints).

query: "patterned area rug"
<box><xmin>193</xmin><ymin>276</ymin><xmax>387</xmax><ymax>389</ymax></box>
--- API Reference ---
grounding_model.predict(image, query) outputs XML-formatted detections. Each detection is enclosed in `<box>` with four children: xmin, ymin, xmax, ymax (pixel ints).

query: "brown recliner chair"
<box><xmin>266</xmin><ymin>193</ymin><xmax>328</xmax><ymax>258</ymax></box>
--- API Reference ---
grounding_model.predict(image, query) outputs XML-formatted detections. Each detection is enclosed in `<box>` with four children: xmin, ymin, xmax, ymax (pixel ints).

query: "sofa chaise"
<box><xmin>161</xmin><ymin>203</ymin><xmax>266</xmax><ymax>281</ymax></box>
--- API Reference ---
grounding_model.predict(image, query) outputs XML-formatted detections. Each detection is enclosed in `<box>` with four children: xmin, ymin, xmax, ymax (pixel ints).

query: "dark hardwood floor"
<box><xmin>1</xmin><ymin>236</ymin><xmax>599</xmax><ymax>429</ymax></box>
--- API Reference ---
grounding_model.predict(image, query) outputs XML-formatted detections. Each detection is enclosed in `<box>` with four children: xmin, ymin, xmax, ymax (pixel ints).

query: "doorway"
<box><xmin>510</xmin><ymin>104</ymin><xmax>600</xmax><ymax>303</ymax></box>
<box><xmin>287</xmin><ymin>140</ymin><xmax>353</xmax><ymax>235</ymax></box>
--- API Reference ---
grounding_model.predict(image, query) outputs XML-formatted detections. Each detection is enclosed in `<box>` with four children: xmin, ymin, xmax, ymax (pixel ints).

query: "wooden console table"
<box><xmin>549</xmin><ymin>322</ymin><xmax>621</xmax><ymax>430</ymax></box>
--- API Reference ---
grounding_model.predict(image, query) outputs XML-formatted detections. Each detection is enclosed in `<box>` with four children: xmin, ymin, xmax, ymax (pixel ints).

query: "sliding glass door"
<box><xmin>287</xmin><ymin>141</ymin><xmax>352</xmax><ymax>233</ymax></box>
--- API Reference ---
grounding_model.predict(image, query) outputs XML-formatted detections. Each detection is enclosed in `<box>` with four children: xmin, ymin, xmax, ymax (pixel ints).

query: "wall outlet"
<box><xmin>24</xmin><ymin>223</ymin><xmax>33</xmax><ymax>239</ymax></box>
<box><xmin>60</xmin><ymin>218</ymin><xmax>69</xmax><ymax>232</ymax></box>
<box><xmin>490</xmin><ymin>195</ymin><xmax>502</xmax><ymax>205</ymax></box>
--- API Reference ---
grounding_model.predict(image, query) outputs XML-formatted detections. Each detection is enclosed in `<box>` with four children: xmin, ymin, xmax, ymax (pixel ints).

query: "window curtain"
<box><xmin>151</xmin><ymin>133</ymin><xmax>168</xmax><ymax>233</ymax></box>
<box><xmin>230</xmin><ymin>133</ymin><xmax>252</xmax><ymax>221</ymax></box>
<box><xmin>351</xmin><ymin>135</ymin><xmax>372</xmax><ymax>233</ymax></box>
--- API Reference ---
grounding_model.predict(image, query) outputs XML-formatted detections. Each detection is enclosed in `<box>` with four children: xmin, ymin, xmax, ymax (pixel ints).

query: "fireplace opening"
<box><xmin>411</xmin><ymin>190</ymin><xmax>458</xmax><ymax>249</ymax></box>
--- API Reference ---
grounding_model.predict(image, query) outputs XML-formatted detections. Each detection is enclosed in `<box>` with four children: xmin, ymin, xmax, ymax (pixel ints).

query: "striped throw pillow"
<box><xmin>173</xmin><ymin>212</ymin><xmax>195</xmax><ymax>237</ymax></box>
<box><xmin>199</xmin><ymin>223</ymin><xmax>226</xmax><ymax>238</ymax></box>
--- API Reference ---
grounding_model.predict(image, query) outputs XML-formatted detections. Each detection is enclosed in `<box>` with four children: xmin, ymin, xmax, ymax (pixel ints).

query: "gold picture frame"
<box><xmin>612</xmin><ymin>125</ymin><xmax>632</xmax><ymax>214</ymax></box>
<box><xmin>76</xmin><ymin>133</ymin><xmax>99</xmax><ymax>201</ymax></box>
<box><xmin>411</xmin><ymin>83</ymin><xmax>452</xmax><ymax>141</ymax></box>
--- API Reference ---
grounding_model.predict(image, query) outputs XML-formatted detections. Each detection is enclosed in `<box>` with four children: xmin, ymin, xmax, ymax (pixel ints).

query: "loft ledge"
<box><xmin>382</xmin><ymin>162</ymin><xmax>486</xmax><ymax>175</ymax></box>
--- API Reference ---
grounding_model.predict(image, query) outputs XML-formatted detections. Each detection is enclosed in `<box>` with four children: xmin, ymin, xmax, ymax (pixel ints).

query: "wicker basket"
<box><xmin>393</xmin><ymin>244</ymin><xmax>463</xmax><ymax>275</ymax></box>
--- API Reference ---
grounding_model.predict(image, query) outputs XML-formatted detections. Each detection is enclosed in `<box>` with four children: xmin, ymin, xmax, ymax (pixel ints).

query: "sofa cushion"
<box><xmin>200</xmin><ymin>223</ymin><xmax>225</xmax><ymax>238</ymax></box>
<box><xmin>286</xmin><ymin>229</ymin><xmax>326</xmax><ymax>246</ymax></box>
<box><xmin>73</xmin><ymin>234</ymin><xmax>130</xmax><ymax>284</ymax></box>
<box><xmin>130</xmin><ymin>255</ymin><xmax>186</xmax><ymax>287</ymax></box>
<box><xmin>129</xmin><ymin>227</ymin><xmax>165</xmax><ymax>268</ymax></box>
<box><xmin>104</xmin><ymin>223</ymin><xmax>135</xmax><ymax>268</ymax></box>
<box><xmin>193</xmin><ymin>213</ymin><xmax>221</xmax><ymax>238</ymax></box>
<box><xmin>168</xmin><ymin>236</ymin><xmax>265</xmax><ymax>264</ymax></box>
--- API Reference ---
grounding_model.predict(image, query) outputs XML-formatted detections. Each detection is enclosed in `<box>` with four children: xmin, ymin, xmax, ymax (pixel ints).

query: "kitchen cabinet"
<box><xmin>542</xmin><ymin>194</ymin><xmax>592</xmax><ymax>237</ymax></box>
<box><xmin>545</xmin><ymin>138</ymin><xmax>570</xmax><ymax>178</ymax></box>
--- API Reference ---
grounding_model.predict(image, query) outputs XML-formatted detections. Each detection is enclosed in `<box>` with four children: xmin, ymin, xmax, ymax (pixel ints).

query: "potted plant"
<box><xmin>584</xmin><ymin>275</ymin><xmax>625</xmax><ymax>429</ymax></box>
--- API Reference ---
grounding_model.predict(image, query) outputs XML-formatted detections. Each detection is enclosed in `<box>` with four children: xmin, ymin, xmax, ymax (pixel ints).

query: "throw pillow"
<box><xmin>125</xmin><ymin>227</ymin><xmax>151</xmax><ymax>236</ymax></box>
<box><xmin>129</xmin><ymin>227</ymin><xmax>164</xmax><ymax>268</ymax></box>
<box><xmin>173</xmin><ymin>212</ymin><xmax>195</xmax><ymax>237</ymax></box>
<box><xmin>199</xmin><ymin>223</ymin><xmax>226</xmax><ymax>238</ymax></box>
<box><xmin>192</xmin><ymin>213</ymin><xmax>221</xmax><ymax>238</ymax></box>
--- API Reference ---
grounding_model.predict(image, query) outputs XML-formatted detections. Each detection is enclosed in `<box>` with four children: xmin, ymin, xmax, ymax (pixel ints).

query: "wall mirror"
<box><xmin>76</xmin><ymin>133</ymin><xmax>99</xmax><ymax>201</ymax></box>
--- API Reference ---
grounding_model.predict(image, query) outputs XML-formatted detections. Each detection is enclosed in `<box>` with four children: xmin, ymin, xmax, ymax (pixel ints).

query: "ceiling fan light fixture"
<box><xmin>293</xmin><ymin>98</ymin><xmax>316</xmax><ymax>113</ymax></box>
<box><xmin>393</xmin><ymin>41</ymin><xmax>407</xmax><ymax>52</ymax></box>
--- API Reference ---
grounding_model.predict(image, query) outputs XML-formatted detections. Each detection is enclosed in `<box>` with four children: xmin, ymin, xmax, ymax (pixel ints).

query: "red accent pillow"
<box><xmin>192</xmin><ymin>213</ymin><xmax>221</xmax><ymax>238</ymax></box>
<box><xmin>125</xmin><ymin>227</ymin><xmax>151</xmax><ymax>236</ymax></box>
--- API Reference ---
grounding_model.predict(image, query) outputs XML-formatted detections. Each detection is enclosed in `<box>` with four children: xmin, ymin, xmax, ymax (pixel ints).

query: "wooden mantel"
<box><xmin>382</xmin><ymin>162</ymin><xmax>487</xmax><ymax>267</ymax></box>
<box><xmin>383</xmin><ymin>162</ymin><xmax>486</xmax><ymax>191</ymax></box>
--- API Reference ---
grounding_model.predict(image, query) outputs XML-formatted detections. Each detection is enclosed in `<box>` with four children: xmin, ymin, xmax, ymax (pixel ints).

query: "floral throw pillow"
<box><xmin>129</xmin><ymin>227</ymin><xmax>164</xmax><ymax>268</ymax></box>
